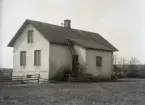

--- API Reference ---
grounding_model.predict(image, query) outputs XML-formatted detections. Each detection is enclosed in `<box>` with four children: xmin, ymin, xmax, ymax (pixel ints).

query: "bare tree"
<box><xmin>128</xmin><ymin>57</ymin><xmax>141</xmax><ymax>67</ymax></box>
<box><xmin>119</xmin><ymin>57</ymin><xmax>126</xmax><ymax>65</ymax></box>
<box><xmin>118</xmin><ymin>57</ymin><xmax>127</xmax><ymax>72</ymax></box>
<box><xmin>113</xmin><ymin>53</ymin><xmax>118</xmax><ymax>65</ymax></box>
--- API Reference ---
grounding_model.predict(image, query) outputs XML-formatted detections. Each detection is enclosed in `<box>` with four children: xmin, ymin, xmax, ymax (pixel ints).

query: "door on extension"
<box><xmin>72</xmin><ymin>54</ymin><xmax>79</xmax><ymax>74</ymax></box>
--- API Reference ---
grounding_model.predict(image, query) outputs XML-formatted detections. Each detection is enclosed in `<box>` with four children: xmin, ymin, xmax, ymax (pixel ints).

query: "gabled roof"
<box><xmin>8</xmin><ymin>19</ymin><xmax>118</xmax><ymax>52</ymax></box>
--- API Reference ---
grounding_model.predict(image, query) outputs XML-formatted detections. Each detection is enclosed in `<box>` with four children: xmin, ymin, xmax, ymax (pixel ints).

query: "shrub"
<box><xmin>125</xmin><ymin>68</ymin><xmax>139</xmax><ymax>78</ymax></box>
<box><xmin>49</xmin><ymin>66</ymin><xmax>72</xmax><ymax>81</ymax></box>
<box><xmin>136</xmin><ymin>69</ymin><xmax>145</xmax><ymax>78</ymax></box>
<box><xmin>116</xmin><ymin>71</ymin><xmax>124</xmax><ymax>78</ymax></box>
<box><xmin>49</xmin><ymin>65</ymin><xmax>93</xmax><ymax>82</ymax></box>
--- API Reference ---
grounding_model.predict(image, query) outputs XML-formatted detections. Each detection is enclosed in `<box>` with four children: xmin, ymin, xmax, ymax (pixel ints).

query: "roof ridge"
<box><xmin>27</xmin><ymin>19</ymin><xmax>64</xmax><ymax>28</ymax></box>
<box><xmin>27</xmin><ymin>19</ymin><xmax>101</xmax><ymax>35</ymax></box>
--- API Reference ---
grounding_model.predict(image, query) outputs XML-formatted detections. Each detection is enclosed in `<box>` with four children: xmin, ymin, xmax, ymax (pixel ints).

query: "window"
<box><xmin>34</xmin><ymin>50</ymin><xmax>41</xmax><ymax>66</ymax></box>
<box><xmin>96</xmin><ymin>56</ymin><xmax>102</xmax><ymax>66</ymax></box>
<box><xmin>20</xmin><ymin>51</ymin><xmax>26</xmax><ymax>66</ymax></box>
<box><xmin>27</xmin><ymin>30</ymin><xmax>33</xmax><ymax>43</ymax></box>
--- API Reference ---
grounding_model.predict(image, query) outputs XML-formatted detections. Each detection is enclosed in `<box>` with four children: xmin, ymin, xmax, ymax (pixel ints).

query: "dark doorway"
<box><xmin>72</xmin><ymin>55</ymin><xmax>79</xmax><ymax>74</ymax></box>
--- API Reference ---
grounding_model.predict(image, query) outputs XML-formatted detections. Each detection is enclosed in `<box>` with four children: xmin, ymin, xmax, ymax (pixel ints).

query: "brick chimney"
<box><xmin>64</xmin><ymin>19</ymin><xmax>71</xmax><ymax>28</ymax></box>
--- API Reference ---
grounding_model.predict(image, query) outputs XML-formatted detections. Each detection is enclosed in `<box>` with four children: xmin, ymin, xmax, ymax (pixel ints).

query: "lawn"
<box><xmin>0</xmin><ymin>79</ymin><xmax>145</xmax><ymax>105</ymax></box>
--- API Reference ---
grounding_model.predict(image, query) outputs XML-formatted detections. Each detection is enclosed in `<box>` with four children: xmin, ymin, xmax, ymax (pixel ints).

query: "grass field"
<box><xmin>0</xmin><ymin>79</ymin><xmax>145</xmax><ymax>105</ymax></box>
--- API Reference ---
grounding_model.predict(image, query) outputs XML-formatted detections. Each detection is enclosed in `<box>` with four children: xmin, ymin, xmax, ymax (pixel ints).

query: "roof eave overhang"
<box><xmin>86</xmin><ymin>47</ymin><xmax>115</xmax><ymax>52</ymax></box>
<box><xmin>7</xmin><ymin>44</ymin><xmax>13</xmax><ymax>47</ymax></box>
<box><xmin>50</xmin><ymin>41</ymin><xmax>116</xmax><ymax>52</ymax></box>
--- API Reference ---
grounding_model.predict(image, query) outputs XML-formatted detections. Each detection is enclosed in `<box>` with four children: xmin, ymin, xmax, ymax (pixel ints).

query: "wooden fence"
<box><xmin>12</xmin><ymin>74</ymin><xmax>40</xmax><ymax>83</ymax></box>
<box><xmin>0</xmin><ymin>68</ymin><xmax>40</xmax><ymax>83</ymax></box>
<box><xmin>0</xmin><ymin>68</ymin><xmax>12</xmax><ymax>82</ymax></box>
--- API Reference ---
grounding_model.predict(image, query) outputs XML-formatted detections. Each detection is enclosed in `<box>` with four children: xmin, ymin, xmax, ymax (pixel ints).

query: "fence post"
<box><xmin>38</xmin><ymin>74</ymin><xmax>40</xmax><ymax>83</ymax></box>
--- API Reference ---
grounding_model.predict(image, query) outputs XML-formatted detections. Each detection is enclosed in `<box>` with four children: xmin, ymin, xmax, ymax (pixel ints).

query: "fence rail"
<box><xmin>12</xmin><ymin>74</ymin><xmax>40</xmax><ymax>83</ymax></box>
<box><xmin>0</xmin><ymin>77</ymin><xmax>12</xmax><ymax>82</ymax></box>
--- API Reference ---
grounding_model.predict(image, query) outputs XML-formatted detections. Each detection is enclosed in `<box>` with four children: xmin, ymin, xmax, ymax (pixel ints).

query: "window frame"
<box><xmin>20</xmin><ymin>51</ymin><xmax>26</xmax><ymax>66</ymax></box>
<box><xmin>96</xmin><ymin>56</ymin><xmax>102</xmax><ymax>66</ymax></box>
<box><xmin>34</xmin><ymin>50</ymin><xmax>41</xmax><ymax>66</ymax></box>
<box><xmin>27</xmin><ymin>30</ymin><xmax>33</xmax><ymax>43</ymax></box>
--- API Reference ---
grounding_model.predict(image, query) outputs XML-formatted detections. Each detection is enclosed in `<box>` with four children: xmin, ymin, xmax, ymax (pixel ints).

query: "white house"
<box><xmin>8</xmin><ymin>19</ymin><xmax>118</xmax><ymax>82</ymax></box>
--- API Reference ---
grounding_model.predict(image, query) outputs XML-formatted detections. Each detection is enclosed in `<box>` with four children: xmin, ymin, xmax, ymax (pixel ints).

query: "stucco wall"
<box><xmin>49</xmin><ymin>43</ymin><xmax>113</xmax><ymax>79</ymax></box>
<box><xmin>86</xmin><ymin>49</ymin><xmax>113</xmax><ymax>78</ymax></box>
<box><xmin>13</xmin><ymin>24</ymin><xmax>50</xmax><ymax>81</ymax></box>
<box><xmin>49</xmin><ymin>43</ymin><xmax>87</xmax><ymax>79</ymax></box>
<box><xmin>49</xmin><ymin>44</ymin><xmax>72</xmax><ymax>79</ymax></box>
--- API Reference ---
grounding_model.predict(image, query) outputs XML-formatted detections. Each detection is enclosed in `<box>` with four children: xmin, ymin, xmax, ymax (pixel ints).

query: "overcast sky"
<box><xmin>0</xmin><ymin>0</ymin><xmax>145</xmax><ymax>68</ymax></box>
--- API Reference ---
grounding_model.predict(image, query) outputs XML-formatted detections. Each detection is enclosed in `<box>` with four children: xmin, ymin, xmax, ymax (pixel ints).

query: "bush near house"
<box><xmin>49</xmin><ymin>66</ymin><xmax>113</xmax><ymax>82</ymax></box>
<box><xmin>114</xmin><ymin>65</ymin><xmax>145</xmax><ymax>78</ymax></box>
<box><xmin>138</xmin><ymin>70</ymin><xmax>145</xmax><ymax>78</ymax></box>
<box><xmin>49</xmin><ymin>67</ymin><xmax>72</xmax><ymax>81</ymax></box>
<box><xmin>113</xmin><ymin>65</ymin><xmax>125</xmax><ymax>78</ymax></box>
<box><xmin>0</xmin><ymin>68</ymin><xmax>13</xmax><ymax>81</ymax></box>
<box><xmin>124</xmin><ymin>68</ymin><xmax>139</xmax><ymax>78</ymax></box>
<box><xmin>124</xmin><ymin>65</ymin><xmax>145</xmax><ymax>78</ymax></box>
<box><xmin>49</xmin><ymin>66</ymin><xmax>93</xmax><ymax>82</ymax></box>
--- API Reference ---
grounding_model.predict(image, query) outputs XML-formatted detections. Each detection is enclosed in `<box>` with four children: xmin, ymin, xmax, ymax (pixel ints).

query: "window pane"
<box><xmin>24</xmin><ymin>52</ymin><xmax>26</xmax><ymax>65</ymax></box>
<box><xmin>34</xmin><ymin>51</ymin><xmax>36</xmax><ymax>65</ymax></box>
<box><xmin>96</xmin><ymin>56</ymin><xmax>102</xmax><ymax>66</ymax></box>
<box><xmin>34</xmin><ymin>50</ymin><xmax>41</xmax><ymax>66</ymax></box>
<box><xmin>20</xmin><ymin>52</ymin><xmax>22</xmax><ymax>65</ymax></box>
<box><xmin>30</xmin><ymin>33</ymin><xmax>33</xmax><ymax>43</ymax></box>
<box><xmin>39</xmin><ymin>50</ymin><xmax>41</xmax><ymax>65</ymax></box>
<box><xmin>27</xmin><ymin>31</ymin><xmax>30</xmax><ymax>43</ymax></box>
<box><xmin>28</xmin><ymin>30</ymin><xmax>33</xmax><ymax>43</ymax></box>
<box><xmin>36</xmin><ymin>51</ymin><xmax>38</xmax><ymax>65</ymax></box>
<box><xmin>20</xmin><ymin>51</ymin><xmax>26</xmax><ymax>66</ymax></box>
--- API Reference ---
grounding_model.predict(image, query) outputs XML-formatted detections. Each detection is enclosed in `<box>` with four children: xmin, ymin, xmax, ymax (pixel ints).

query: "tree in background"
<box><xmin>127</xmin><ymin>57</ymin><xmax>141</xmax><ymax>78</ymax></box>
<box><xmin>118</xmin><ymin>57</ymin><xmax>128</xmax><ymax>75</ymax></box>
<box><xmin>113</xmin><ymin>53</ymin><xmax>118</xmax><ymax>65</ymax></box>
<box><xmin>128</xmin><ymin>57</ymin><xmax>141</xmax><ymax>66</ymax></box>
<box><xmin>113</xmin><ymin>53</ymin><xmax>119</xmax><ymax>73</ymax></box>
<box><xmin>113</xmin><ymin>53</ymin><xmax>126</xmax><ymax>77</ymax></box>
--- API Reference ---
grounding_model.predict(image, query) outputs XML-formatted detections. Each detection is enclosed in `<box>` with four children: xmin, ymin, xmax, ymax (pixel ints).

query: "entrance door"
<box><xmin>72</xmin><ymin>55</ymin><xmax>79</xmax><ymax>74</ymax></box>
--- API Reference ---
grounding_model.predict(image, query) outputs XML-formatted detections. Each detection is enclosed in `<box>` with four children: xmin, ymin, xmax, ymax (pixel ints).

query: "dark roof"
<box><xmin>8</xmin><ymin>19</ymin><xmax>118</xmax><ymax>51</ymax></box>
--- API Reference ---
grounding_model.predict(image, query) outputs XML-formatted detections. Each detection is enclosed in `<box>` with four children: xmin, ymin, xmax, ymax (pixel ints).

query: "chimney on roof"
<box><xmin>64</xmin><ymin>19</ymin><xmax>71</xmax><ymax>28</ymax></box>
